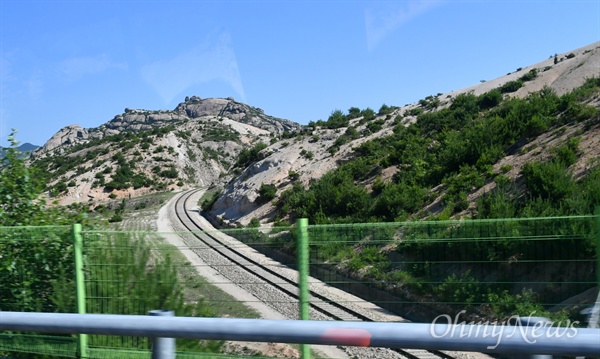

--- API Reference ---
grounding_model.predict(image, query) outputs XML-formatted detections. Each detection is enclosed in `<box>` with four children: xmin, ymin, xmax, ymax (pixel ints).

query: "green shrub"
<box><xmin>475</xmin><ymin>182</ymin><xmax>517</xmax><ymax>219</ymax></box>
<box><xmin>324</xmin><ymin>109</ymin><xmax>349</xmax><ymax>129</ymax></box>
<box><xmin>499</xmin><ymin>80</ymin><xmax>524</xmax><ymax>93</ymax></box>
<box><xmin>159</xmin><ymin>168</ymin><xmax>178</xmax><ymax>179</ymax></box>
<box><xmin>500</xmin><ymin>164</ymin><xmax>512</xmax><ymax>173</ymax></box>
<box><xmin>53</xmin><ymin>180</ymin><xmax>68</xmax><ymax>195</ymax></box>
<box><xmin>202</xmin><ymin>126</ymin><xmax>240</xmax><ymax>142</ymax></box>
<box><xmin>519</xmin><ymin>68</ymin><xmax>538</xmax><ymax>82</ymax></box>
<box><xmin>487</xmin><ymin>289</ymin><xmax>547</xmax><ymax>319</ymax></box>
<box><xmin>477</xmin><ymin>89</ymin><xmax>503</xmax><ymax>110</ymax></box>
<box><xmin>521</xmin><ymin>160</ymin><xmax>574</xmax><ymax>203</ymax></box>
<box><xmin>235</xmin><ymin>143</ymin><xmax>268</xmax><ymax>168</ymax></box>
<box><xmin>248</xmin><ymin>217</ymin><xmax>260</xmax><ymax>228</ymax></box>
<box><xmin>437</xmin><ymin>271</ymin><xmax>483</xmax><ymax>307</ymax></box>
<box><xmin>378</xmin><ymin>104</ymin><xmax>392</xmax><ymax>116</ymax></box>
<box><xmin>288</xmin><ymin>170</ymin><xmax>300</xmax><ymax>181</ymax></box>
<box><xmin>367</xmin><ymin>119</ymin><xmax>385</xmax><ymax>133</ymax></box>
<box><xmin>347</xmin><ymin>107</ymin><xmax>361</xmax><ymax>119</ymax></box>
<box><xmin>360</xmin><ymin>108</ymin><xmax>376</xmax><ymax>122</ymax></box>
<box><xmin>300</xmin><ymin>149</ymin><xmax>314</xmax><ymax>160</ymax></box>
<box><xmin>552</xmin><ymin>137</ymin><xmax>580</xmax><ymax>166</ymax></box>
<box><xmin>200</xmin><ymin>190</ymin><xmax>220</xmax><ymax>211</ymax></box>
<box><xmin>257</xmin><ymin>183</ymin><xmax>277</xmax><ymax>204</ymax></box>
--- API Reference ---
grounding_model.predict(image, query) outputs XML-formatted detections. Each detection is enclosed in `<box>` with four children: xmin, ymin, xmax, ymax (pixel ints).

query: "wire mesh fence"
<box><xmin>0</xmin><ymin>214</ymin><xmax>598</xmax><ymax>358</ymax></box>
<box><xmin>80</xmin><ymin>230</ymin><xmax>224</xmax><ymax>356</ymax></box>
<box><xmin>305</xmin><ymin>216</ymin><xmax>598</xmax><ymax>323</ymax></box>
<box><xmin>0</xmin><ymin>225</ymin><xmax>77</xmax><ymax>358</ymax></box>
<box><xmin>222</xmin><ymin>216</ymin><xmax>598</xmax><ymax>324</ymax></box>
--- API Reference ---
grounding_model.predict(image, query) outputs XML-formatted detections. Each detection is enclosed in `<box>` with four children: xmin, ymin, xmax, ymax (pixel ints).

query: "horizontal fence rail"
<box><xmin>0</xmin><ymin>312</ymin><xmax>599</xmax><ymax>356</ymax></box>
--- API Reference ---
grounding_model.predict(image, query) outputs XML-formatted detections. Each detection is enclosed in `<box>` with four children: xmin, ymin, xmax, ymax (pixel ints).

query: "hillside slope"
<box><xmin>209</xmin><ymin>41</ymin><xmax>600</xmax><ymax>226</ymax></box>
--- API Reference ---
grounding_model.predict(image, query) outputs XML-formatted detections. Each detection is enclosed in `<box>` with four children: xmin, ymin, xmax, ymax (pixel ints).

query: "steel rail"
<box><xmin>173</xmin><ymin>189</ymin><xmax>461</xmax><ymax>359</ymax></box>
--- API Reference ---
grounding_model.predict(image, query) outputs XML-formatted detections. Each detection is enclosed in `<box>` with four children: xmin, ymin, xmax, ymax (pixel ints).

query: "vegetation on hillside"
<box><xmin>277</xmin><ymin>78</ymin><xmax>600</xmax><ymax>224</ymax></box>
<box><xmin>32</xmin><ymin>126</ymin><xmax>180</xmax><ymax>195</ymax></box>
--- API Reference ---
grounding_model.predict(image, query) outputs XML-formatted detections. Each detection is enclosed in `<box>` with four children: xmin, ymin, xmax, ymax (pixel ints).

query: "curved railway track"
<box><xmin>173</xmin><ymin>189</ymin><xmax>461</xmax><ymax>359</ymax></box>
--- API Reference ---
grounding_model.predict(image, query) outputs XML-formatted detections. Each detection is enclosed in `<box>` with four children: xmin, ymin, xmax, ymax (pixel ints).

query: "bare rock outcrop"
<box><xmin>33</xmin><ymin>124</ymin><xmax>89</xmax><ymax>156</ymax></box>
<box><xmin>175</xmin><ymin>97</ymin><xmax>301</xmax><ymax>134</ymax></box>
<box><xmin>105</xmin><ymin>109</ymin><xmax>188</xmax><ymax>132</ymax></box>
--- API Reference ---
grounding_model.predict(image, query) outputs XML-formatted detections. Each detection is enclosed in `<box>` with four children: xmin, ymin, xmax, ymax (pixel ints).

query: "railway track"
<box><xmin>173</xmin><ymin>189</ymin><xmax>462</xmax><ymax>359</ymax></box>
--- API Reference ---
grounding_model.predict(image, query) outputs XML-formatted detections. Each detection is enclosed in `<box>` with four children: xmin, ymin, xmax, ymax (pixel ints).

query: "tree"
<box><xmin>347</xmin><ymin>107</ymin><xmax>361</xmax><ymax>119</ymax></box>
<box><xmin>0</xmin><ymin>130</ymin><xmax>48</xmax><ymax>226</ymax></box>
<box><xmin>360</xmin><ymin>107</ymin><xmax>376</xmax><ymax>122</ymax></box>
<box><xmin>378</xmin><ymin>104</ymin><xmax>392</xmax><ymax>116</ymax></box>
<box><xmin>0</xmin><ymin>131</ymin><xmax>78</xmax><ymax>312</ymax></box>
<box><xmin>325</xmin><ymin>109</ymin><xmax>349</xmax><ymax>129</ymax></box>
<box><xmin>235</xmin><ymin>142</ymin><xmax>268</xmax><ymax>168</ymax></box>
<box><xmin>257</xmin><ymin>183</ymin><xmax>277</xmax><ymax>204</ymax></box>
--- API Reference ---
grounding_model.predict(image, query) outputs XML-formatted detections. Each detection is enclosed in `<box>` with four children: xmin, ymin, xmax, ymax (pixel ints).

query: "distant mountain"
<box><xmin>0</xmin><ymin>142</ymin><xmax>39</xmax><ymax>159</ymax></box>
<box><xmin>18</xmin><ymin>143</ymin><xmax>39</xmax><ymax>153</ymax></box>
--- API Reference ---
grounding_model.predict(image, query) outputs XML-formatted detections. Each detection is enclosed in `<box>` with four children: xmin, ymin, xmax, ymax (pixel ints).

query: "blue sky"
<box><xmin>1</xmin><ymin>0</ymin><xmax>599</xmax><ymax>147</ymax></box>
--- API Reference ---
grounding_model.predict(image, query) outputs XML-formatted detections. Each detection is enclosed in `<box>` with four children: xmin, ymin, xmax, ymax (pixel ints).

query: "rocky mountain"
<box><xmin>30</xmin><ymin>97</ymin><xmax>302</xmax><ymax>204</ymax></box>
<box><xmin>34</xmin><ymin>97</ymin><xmax>300</xmax><ymax>157</ymax></box>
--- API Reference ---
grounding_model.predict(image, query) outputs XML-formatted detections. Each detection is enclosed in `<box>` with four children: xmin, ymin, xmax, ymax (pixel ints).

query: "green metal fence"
<box><xmin>305</xmin><ymin>216</ymin><xmax>598</xmax><ymax>323</ymax></box>
<box><xmin>1</xmin><ymin>214</ymin><xmax>598</xmax><ymax>358</ymax></box>
<box><xmin>224</xmin><ymin>215</ymin><xmax>598</xmax><ymax>324</ymax></box>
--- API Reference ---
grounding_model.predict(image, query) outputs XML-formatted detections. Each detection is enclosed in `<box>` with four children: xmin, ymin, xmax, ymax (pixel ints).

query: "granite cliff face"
<box><xmin>37</xmin><ymin>124</ymin><xmax>90</xmax><ymax>154</ymax></box>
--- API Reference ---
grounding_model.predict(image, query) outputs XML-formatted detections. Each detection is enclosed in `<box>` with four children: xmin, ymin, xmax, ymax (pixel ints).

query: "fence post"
<box><xmin>73</xmin><ymin>223</ymin><xmax>88</xmax><ymax>358</ymax></box>
<box><xmin>296</xmin><ymin>218</ymin><xmax>311</xmax><ymax>359</ymax></box>
<box><xmin>149</xmin><ymin>310</ymin><xmax>175</xmax><ymax>359</ymax></box>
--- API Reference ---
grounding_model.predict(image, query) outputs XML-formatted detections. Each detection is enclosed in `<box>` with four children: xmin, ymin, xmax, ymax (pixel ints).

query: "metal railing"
<box><xmin>0</xmin><ymin>311</ymin><xmax>599</xmax><ymax>357</ymax></box>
